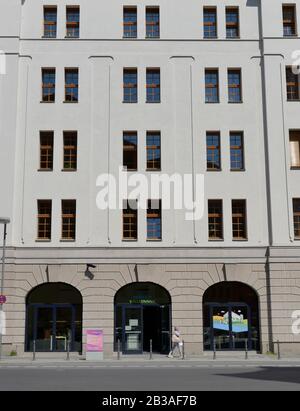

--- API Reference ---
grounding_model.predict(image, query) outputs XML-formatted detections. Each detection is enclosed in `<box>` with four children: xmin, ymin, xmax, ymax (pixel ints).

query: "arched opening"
<box><xmin>203</xmin><ymin>281</ymin><xmax>260</xmax><ymax>352</ymax></box>
<box><xmin>25</xmin><ymin>282</ymin><xmax>83</xmax><ymax>353</ymax></box>
<box><xmin>114</xmin><ymin>282</ymin><xmax>171</xmax><ymax>354</ymax></box>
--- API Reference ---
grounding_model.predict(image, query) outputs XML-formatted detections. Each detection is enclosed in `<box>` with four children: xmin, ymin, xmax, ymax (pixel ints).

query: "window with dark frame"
<box><xmin>123</xmin><ymin>200</ymin><xmax>138</xmax><ymax>240</ymax></box>
<box><xmin>232</xmin><ymin>200</ymin><xmax>247</xmax><ymax>240</ymax></box>
<box><xmin>61</xmin><ymin>200</ymin><xmax>76</xmax><ymax>241</ymax></box>
<box><xmin>65</xmin><ymin>68</ymin><xmax>79</xmax><ymax>102</ymax></box>
<box><xmin>42</xmin><ymin>68</ymin><xmax>56</xmax><ymax>102</ymax></box>
<box><xmin>123</xmin><ymin>132</ymin><xmax>138</xmax><ymax>171</ymax></box>
<box><xmin>203</xmin><ymin>7</ymin><xmax>217</xmax><ymax>38</ymax></box>
<box><xmin>66</xmin><ymin>6</ymin><xmax>80</xmax><ymax>38</ymax></box>
<box><xmin>40</xmin><ymin>131</ymin><xmax>54</xmax><ymax>170</ymax></box>
<box><xmin>147</xmin><ymin>131</ymin><xmax>161</xmax><ymax>171</ymax></box>
<box><xmin>123</xmin><ymin>68</ymin><xmax>138</xmax><ymax>103</ymax></box>
<box><xmin>63</xmin><ymin>131</ymin><xmax>77</xmax><ymax>170</ymax></box>
<box><xmin>293</xmin><ymin>199</ymin><xmax>300</xmax><ymax>239</ymax></box>
<box><xmin>228</xmin><ymin>69</ymin><xmax>242</xmax><ymax>103</ymax></box>
<box><xmin>289</xmin><ymin>130</ymin><xmax>300</xmax><ymax>169</ymax></box>
<box><xmin>146</xmin><ymin>7</ymin><xmax>160</xmax><ymax>38</ymax></box>
<box><xmin>147</xmin><ymin>200</ymin><xmax>162</xmax><ymax>240</ymax></box>
<box><xmin>146</xmin><ymin>68</ymin><xmax>161</xmax><ymax>103</ymax></box>
<box><xmin>44</xmin><ymin>6</ymin><xmax>57</xmax><ymax>38</ymax></box>
<box><xmin>206</xmin><ymin>132</ymin><xmax>221</xmax><ymax>170</ymax></box>
<box><xmin>123</xmin><ymin>7</ymin><xmax>137</xmax><ymax>38</ymax></box>
<box><xmin>286</xmin><ymin>66</ymin><xmax>300</xmax><ymax>101</ymax></box>
<box><xmin>37</xmin><ymin>200</ymin><xmax>52</xmax><ymax>240</ymax></box>
<box><xmin>230</xmin><ymin>132</ymin><xmax>244</xmax><ymax>171</ymax></box>
<box><xmin>283</xmin><ymin>5</ymin><xmax>297</xmax><ymax>36</ymax></box>
<box><xmin>226</xmin><ymin>7</ymin><xmax>239</xmax><ymax>38</ymax></box>
<box><xmin>205</xmin><ymin>69</ymin><xmax>219</xmax><ymax>103</ymax></box>
<box><xmin>208</xmin><ymin>200</ymin><xmax>223</xmax><ymax>240</ymax></box>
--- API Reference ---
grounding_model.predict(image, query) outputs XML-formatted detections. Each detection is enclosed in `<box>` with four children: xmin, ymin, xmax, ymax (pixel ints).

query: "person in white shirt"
<box><xmin>168</xmin><ymin>327</ymin><xmax>183</xmax><ymax>359</ymax></box>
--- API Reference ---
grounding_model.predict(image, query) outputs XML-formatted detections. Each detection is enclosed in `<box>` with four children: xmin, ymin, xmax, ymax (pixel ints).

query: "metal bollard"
<box><xmin>32</xmin><ymin>340</ymin><xmax>36</xmax><ymax>361</ymax></box>
<box><xmin>117</xmin><ymin>339</ymin><xmax>121</xmax><ymax>360</ymax></box>
<box><xmin>213</xmin><ymin>341</ymin><xmax>216</xmax><ymax>360</ymax></box>
<box><xmin>149</xmin><ymin>339</ymin><xmax>153</xmax><ymax>360</ymax></box>
<box><xmin>277</xmin><ymin>340</ymin><xmax>281</xmax><ymax>360</ymax></box>
<box><xmin>245</xmin><ymin>339</ymin><xmax>248</xmax><ymax>360</ymax></box>
<box><xmin>66</xmin><ymin>340</ymin><xmax>70</xmax><ymax>361</ymax></box>
<box><xmin>182</xmin><ymin>340</ymin><xmax>185</xmax><ymax>360</ymax></box>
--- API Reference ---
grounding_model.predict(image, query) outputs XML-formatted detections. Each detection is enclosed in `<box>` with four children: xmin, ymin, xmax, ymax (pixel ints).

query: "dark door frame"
<box><xmin>205</xmin><ymin>302</ymin><xmax>252</xmax><ymax>351</ymax></box>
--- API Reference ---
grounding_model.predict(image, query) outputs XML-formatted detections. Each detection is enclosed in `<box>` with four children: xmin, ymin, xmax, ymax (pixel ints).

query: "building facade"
<box><xmin>0</xmin><ymin>0</ymin><xmax>300</xmax><ymax>356</ymax></box>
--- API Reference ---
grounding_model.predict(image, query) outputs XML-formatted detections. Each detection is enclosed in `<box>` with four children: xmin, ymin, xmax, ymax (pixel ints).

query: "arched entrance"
<box><xmin>25</xmin><ymin>282</ymin><xmax>82</xmax><ymax>353</ymax></box>
<box><xmin>114</xmin><ymin>282</ymin><xmax>171</xmax><ymax>354</ymax></box>
<box><xmin>203</xmin><ymin>281</ymin><xmax>260</xmax><ymax>352</ymax></box>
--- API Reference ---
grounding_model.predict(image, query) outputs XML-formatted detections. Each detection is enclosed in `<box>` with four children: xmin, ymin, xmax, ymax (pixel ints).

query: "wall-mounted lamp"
<box><xmin>85</xmin><ymin>264</ymin><xmax>96</xmax><ymax>280</ymax></box>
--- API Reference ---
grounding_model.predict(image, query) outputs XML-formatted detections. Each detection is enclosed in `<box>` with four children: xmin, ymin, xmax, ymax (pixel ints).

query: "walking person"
<box><xmin>168</xmin><ymin>327</ymin><xmax>183</xmax><ymax>359</ymax></box>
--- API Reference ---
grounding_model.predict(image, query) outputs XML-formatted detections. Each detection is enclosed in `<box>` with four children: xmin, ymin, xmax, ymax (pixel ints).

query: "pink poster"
<box><xmin>86</xmin><ymin>329</ymin><xmax>103</xmax><ymax>352</ymax></box>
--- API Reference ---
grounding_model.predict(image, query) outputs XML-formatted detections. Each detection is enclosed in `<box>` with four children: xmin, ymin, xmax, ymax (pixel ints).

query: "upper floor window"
<box><xmin>205</xmin><ymin>69</ymin><xmax>219</xmax><ymax>103</ymax></box>
<box><xmin>43</xmin><ymin>6</ymin><xmax>57</xmax><ymax>38</ymax></box>
<box><xmin>283</xmin><ymin>5</ymin><xmax>297</xmax><ymax>36</ymax></box>
<box><xmin>147</xmin><ymin>200</ymin><xmax>162</xmax><ymax>240</ymax></box>
<box><xmin>123</xmin><ymin>200</ymin><xmax>138</xmax><ymax>240</ymax></box>
<box><xmin>208</xmin><ymin>200</ymin><xmax>223</xmax><ymax>240</ymax></box>
<box><xmin>147</xmin><ymin>131</ymin><xmax>161</xmax><ymax>171</ymax></box>
<box><xmin>226</xmin><ymin>7</ymin><xmax>239</xmax><ymax>38</ymax></box>
<box><xmin>228</xmin><ymin>69</ymin><xmax>242</xmax><ymax>103</ymax></box>
<box><xmin>146</xmin><ymin>7</ymin><xmax>160</xmax><ymax>38</ymax></box>
<box><xmin>289</xmin><ymin>130</ymin><xmax>300</xmax><ymax>169</ymax></box>
<box><xmin>123</xmin><ymin>68</ymin><xmax>138</xmax><ymax>103</ymax></box>
<box><xmin>293</xmin><ymin>198</ymin><xmax>300</xmax><ymax>239</ymax></box>
<box><xmin>146</xmin><ymin>68</ymin><xmax>161</xmax><ymax>103</ymax></box>
<box><xmin>39</xmin><ymin>131</ymin><xmax>54</xmax><ymax>171</ymax></box>
<box><xmin>66</xmin><ymin>6</ymin><xmax>80</xmax><ymax>38</ymax></box>
<box><xmin>63</xmin><ymin>131</ymin><xmax>78</xmax><ymax>171</ymax></box>
<box><xmin>42</xmin><ymin>68</ymin><xmax>56</xmax><ymax>102</ymax></box>
<box><xmin>65</xmin><ymin>68</ymin><xmax>79</xmax><ymax>102</ymax></box>
<box><xmin>286</xmin><ymin>66</ymin><xmax>300</xmax><ymax>100</ymax></box>
<box><xmin>207</xmin><ymin>132</ymin><xmax>221</xmax><ymax>171</ymax></box>
<box><xmin>203</xmin><ymin>7</ymin><xmax>217</xmax><ymax>38</ymax></box>
<box><xmin>123</xmin><ymin>131</ymin><xmax>138</xmax><ymax>171</ymax></box>
<box><xmin>61</xmin><ymin>200</ymin><xmax>76</xmax><ymax>241</ymax></box>
<box><xmin>124</xmin><ymin>7</ymin><xmax>137</xmax><ymax>38</ymax></box>
<box><xmin>37</xmin><ymin>200</ymin><xmax>52</xmax><ymax>240</ymax></box>
<box><xmin>230</xmin><ymin>132</ymin><xmax>244</xmax><ymax>171</ymax></box>
<box><xmin>232</xmin><ymin>200</ymin><xmax>247</xmax><ymax>240</ymax></box>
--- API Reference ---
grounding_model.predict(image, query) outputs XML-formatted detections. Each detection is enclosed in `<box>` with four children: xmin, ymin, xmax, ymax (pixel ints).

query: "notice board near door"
<box><xmin>86</xmin><ymin>329</ymin><xmax>104</xmax><ymax>361</ymax></box>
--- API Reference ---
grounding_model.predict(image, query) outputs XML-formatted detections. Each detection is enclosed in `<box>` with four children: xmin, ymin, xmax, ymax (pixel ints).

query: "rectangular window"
<box><xmin>226</xmin><ymin>7</ymin><xmax>239</xmax><ymax>38</ymax></box>
<box><xmin>124</xmin><ymin>7</ymin><xmax>137</xmax><ymax>38</ymax></box>
<box><xmin>66</xmin><ymin>6</ymin><xmax>80</xmax><ymax>38</ymax></box>
<box><xmin>286</xmin><ymin>66</ymin><xmax>300</xmax><ymax>101</ymax></box>
<box><xmin>123</xmin><ymin>132</ymin><xmax>138</xmax><ymax>171</ymax></box>
<box><xmin>289</xmin><ymin>130</ymin><xmax>300</xmax><ymax>168</ymax></box>
<box><xmin>37</xmin><ymin>200</ymin><xmax>52</xmax><ymax>240</ymax></box>
<box><xmin>44</xmin><ymin>6</ymin><xmax>57</xmax><ymax>38</ymax></box>
<box><xmin>207</xmin><ymin>132</ymin><xmax>221</xmax><ymax>170</ymax></box>
<box><xmin>283</xmin><ymin>5</ymin><xmax>297</xmax><ymax>36</ymax></box>
<box><xmin>63</xmin><ymin>131</ymin><xmax>77</xmax><ymax>171</ymax></box>
<box><xmin>293</xmin><ymin>199</ymin><xmax>300</xmax><ymax>239</ymax></box>
<box><xmin>40</xmin><ymin>131</ymin><xmax>54</xmax><ymax>170</ymax></box>
<box><xmin>205</xmin><ymin>69</ymin><xmax>219</xmax><ymax>103</ymax></box>
<box><xmin>147</xmin><ymin>200</ymin><xmax>162</xmax><ymax>240</ymax></box>
<box><xmin>147</xmin><ymin>131</ymin><xmax>161</xmax><ymax>170</ymax></box>
<box><xmin>65</xmin><ymin>68</ymin><xmax>79</xmax><ymax>102</ymax></box>
<box><xmin>208</xmin><ymin>200</ymin><xmax>223</xmax><ymax>240</ymax></box>
<box><xmin>146</xmin><ymin>7</ymin><xmax>160</xmax><ymax>38</ymax></box>
<box><xmin>42</xmin><ymin>68</ymin><xmax>55</xmax><ymax>102</ymax></box>
<box><xmin>203</xmin><ymin>7</ymin><xmax>217</xmax><ymax>38</ymax></box>
<box><xmin>230</xmin><ymin>132</ymin><xmax>244</xmax><ymax>170</ymax></box>
<box><xmin>228</xmin><ymin>69</ymin><xmax>242</xmax><ymax>103</ymax></box>
<box><xmin>146</xmin><ymin>68</ymin><xmax>161</xmax><ymax>103</ymax></box>
<box><xmin>123</xmin><ymin>68</ymin><xmax>138</xmax><ymax>103</ymax></box>
<box><xmin>61</xmin><ymin>200</ymin><xmax>76</xmax><ymax>240</ymax></box>
<box><xmin>123</xmin><ymin>200</ymin><xmax>138</xmax><ymax>240</ymax></box>
<box><xmin>232</xmin><ymin>200</ymin><xmax>247</xmax><ymax>240</ymax></box>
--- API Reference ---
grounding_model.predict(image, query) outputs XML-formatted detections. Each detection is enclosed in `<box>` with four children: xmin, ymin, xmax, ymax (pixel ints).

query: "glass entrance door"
<box><xmin>55</xmin><ymin>306</ymin><xmax>74</xmax><ymax>351</ymax></box>
<box><xmin>36</xmin><ymin>306</ymin><xmax>54</xmax><ymax>352</ymax></box>
<box><xmin>210</xmin><ymin>304</ymin><xmax>251</xmax><ymax>351</ymax></box>
<box><xmin>123</xmin><ymin>306</ymin><xmax>143</xmax><ymax>354</ymax></box>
